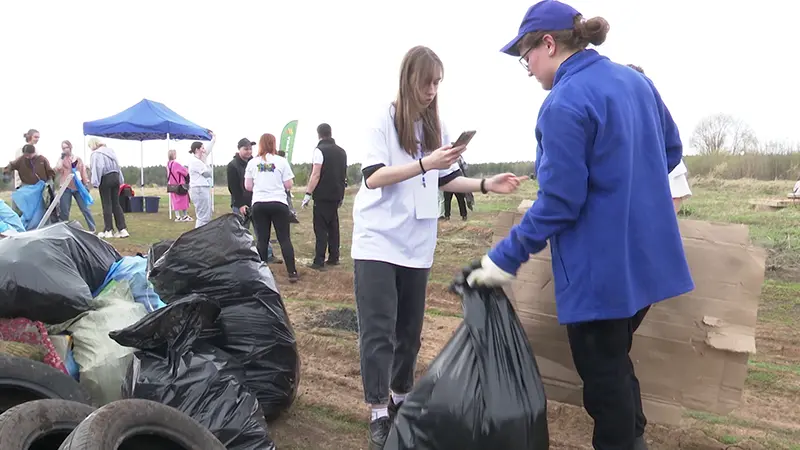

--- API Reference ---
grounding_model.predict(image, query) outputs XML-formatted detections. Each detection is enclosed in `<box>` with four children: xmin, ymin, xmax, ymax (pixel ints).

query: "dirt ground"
<box><xmin>5</xmin><ymin>178</ymin><xmax>798</xmax><ymax>449</ymax></box>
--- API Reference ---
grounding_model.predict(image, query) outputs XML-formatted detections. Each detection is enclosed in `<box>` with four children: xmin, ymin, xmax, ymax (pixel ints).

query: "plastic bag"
<box><xmin>149</xmin><ymin>215</ymin><xmax>299</xmax><ymax>420</ymax></box>
<box><xmin>0</xmin><ymin>200</ymin><xmax>24</xmax><ymax>234</ymax></box>
<box><xmin>94</xmin><ymin>256</ymin><xmax>166</xmax><ymax>312</ymax></box>
<box><xmin>53</xmin><ymin>280</ymin><xmax>148</xmax><ymax>405</ymax></box>
<box><xmin>0</xmin><ymin>223</ymin><xmax>120</xmax><ymax>323</ymax></box>
<box><xmin>11</xmin><ymin>181</ymin><xmax>46</xmax><ymax>230</ymax></box>
<box><xmin>71</xmin><ymin>167</ymin><xmax>94</xmax><ymax>206</ymax></box>
<box><xmin>384</xmin><ymin>278</ymin><xmax>549</xmax><ymax>450</ymax></box>
<box><xmin>110</xmin><ymin>294</ymin><xmax>275</xmax><ymax>450</ymax></box>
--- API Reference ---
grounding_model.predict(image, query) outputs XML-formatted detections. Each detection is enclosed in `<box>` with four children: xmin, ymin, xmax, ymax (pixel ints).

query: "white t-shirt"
<box><xmin>187</xmin><ymin>136</ymin><xmax>216</xmax><ymax>188</ymax></box>
<box><xmin>351</xmin><ymin>103</ymin><xmax>460</xmax><ymax>269</ymax></box>
<box><xmin>668</xmin><ymin>160</ymin><xmax>692</xmax><ymax>199</ymax></box>
<box><xmin>312</xmin><ymin>148</ymin><xmax>324</xmax><ymax>165</ymax></box>
<box><xmin>245</xmin><ymin>154</ymin><xmax>295</xmax><ymax>205</ymax></box>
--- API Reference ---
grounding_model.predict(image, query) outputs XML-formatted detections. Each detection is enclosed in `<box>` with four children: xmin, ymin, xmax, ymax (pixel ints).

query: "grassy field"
<box><xmin>3</xmin><ymin>178</ymin><xmax>800</xmax><ymax>449</ymax></box>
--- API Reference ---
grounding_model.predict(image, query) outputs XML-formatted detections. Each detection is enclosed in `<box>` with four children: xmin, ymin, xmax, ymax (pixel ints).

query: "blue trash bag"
<box><xmin>11</xmin><ymin>181</ymin><xmax>46</xmax><ymax>230</ymax></box>
<box><xmin>0</xmin><ymin>200</ymin><xmax>24</xmax><ymax>234</ymax></box>
<box><xmin>93</xmin><ymin>256</ymin><xmax>166</xmax><ymax>312</ymax></box>
<box><xmin>72</xmin><ymin>167</ymin><xmax>94</xmax><ymax>206</ymax></box>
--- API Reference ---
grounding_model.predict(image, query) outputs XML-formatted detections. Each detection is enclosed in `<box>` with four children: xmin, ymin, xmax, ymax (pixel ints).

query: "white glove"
<box><xmin>301</xmin><ymin>193</ymin><xmax>312</xmax><ymax>209</ymax></box>
<box><xmin>466</xmin><ymin>255</ymin><xmax>515</xmax><ymax>287</ymax></box>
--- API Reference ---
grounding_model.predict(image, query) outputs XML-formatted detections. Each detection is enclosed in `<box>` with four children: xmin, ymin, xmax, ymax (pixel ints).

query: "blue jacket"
<box><xmin>488</xmin><ymin>49</ymin><xmax>694</xmax><ymax>324</ymax></box>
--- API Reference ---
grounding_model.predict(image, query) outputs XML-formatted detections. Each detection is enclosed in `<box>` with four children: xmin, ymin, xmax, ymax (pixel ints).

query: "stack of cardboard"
<box><xmin>493</xmin><ymin>200</ymin><xmax>766</xmax><ymax>425</ymax></box>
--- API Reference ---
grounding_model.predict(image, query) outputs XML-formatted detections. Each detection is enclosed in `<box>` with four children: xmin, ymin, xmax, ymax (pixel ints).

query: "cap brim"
<box><xmin>500</xmin><ymin>34</ymin><xmax>525</xmax><ymax>57</ymax></box>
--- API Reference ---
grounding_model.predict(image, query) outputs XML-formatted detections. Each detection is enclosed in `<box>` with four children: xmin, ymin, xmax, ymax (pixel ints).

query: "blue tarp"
<box><xmin>82</xmin><ymin>99</ymin><xmax>211</xmax><ymax>141</ymax></box>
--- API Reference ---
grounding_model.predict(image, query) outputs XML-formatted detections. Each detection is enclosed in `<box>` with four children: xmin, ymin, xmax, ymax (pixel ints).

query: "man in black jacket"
<box><xmin>228</xmin><ymin>138</ymin><xmax>278</xmax><ymax>262</ymax></box>
<box><xmin>301</xmin><ymin>123</ymin><xmax>347</xmax><ymax>269</ymax></box>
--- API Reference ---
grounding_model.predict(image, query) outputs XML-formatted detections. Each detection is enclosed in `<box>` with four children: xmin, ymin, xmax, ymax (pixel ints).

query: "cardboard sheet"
<box><xmin>493</xmin><ymin>201</ymin><xmax>766</xmax><ymax>425</ymax></box>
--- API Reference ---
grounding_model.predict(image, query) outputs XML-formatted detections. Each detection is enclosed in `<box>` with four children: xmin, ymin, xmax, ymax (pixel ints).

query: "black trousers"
<box><xmin>251</xmin><ymin>201</ymin><xmax>296</xmax><ymax>274</ymax></box>
<box><xmin>354</xmin><ymin>260</ymin><xmax>429</xmax><ymax>405</ymax></box>
<box><xmin>567</xmin><ymin>306</ymin><xmax>650</xmax><ymax>450</ymax></box>
<box><xmin>443</xmin><ymin>191</ymin><xmax>467</xmax><ymax>218</ymax></box>
<box><xmin>313</xmin><ymin>200</ymin><xmax>340</xmax><ymax>265</ymax></box>
<box><xmin>98</xmin><ymin>172</ymin><xmax>127</xmax><ymax>232</ymax></box>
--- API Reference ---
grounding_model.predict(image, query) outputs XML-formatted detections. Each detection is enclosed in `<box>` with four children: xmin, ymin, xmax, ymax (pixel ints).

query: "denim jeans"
<box><xmin>233</xmin><ymin>206</ymin><xmax>273</xmax><ymax>259</ymax></box>
<box><xmin>59</xmin><ymin>188</ymin><xmax>96</xmax><ymax>232</ymax></box>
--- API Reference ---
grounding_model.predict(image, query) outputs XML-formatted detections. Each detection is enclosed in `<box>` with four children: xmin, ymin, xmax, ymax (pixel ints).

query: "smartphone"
<box><xmin>452</xmin><ymin>130</ymin><xmax>476</xmax><ymax>148</ymax></box>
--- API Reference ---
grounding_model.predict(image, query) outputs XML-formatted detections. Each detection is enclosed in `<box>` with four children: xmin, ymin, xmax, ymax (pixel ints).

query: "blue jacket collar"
<box><xmin>552</xmin><ymin>49</ymin><xmax>607</xmax><ymax>87</ymax></box>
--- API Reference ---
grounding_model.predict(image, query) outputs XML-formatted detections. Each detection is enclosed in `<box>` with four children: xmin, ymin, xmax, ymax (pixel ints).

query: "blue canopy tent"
<box><xmin>83</xmin><ymin>99</ymin><xmax>215</xmax><ymax>216</ymax></box>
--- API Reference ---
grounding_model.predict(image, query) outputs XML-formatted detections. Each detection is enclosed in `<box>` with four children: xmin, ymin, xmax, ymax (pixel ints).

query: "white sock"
<box><xmin>371</xmin><ymin>407</ymin><xmax>389</xmax><ymax>421</ymax></box>
<box><xmin>391</xmin><ymin>393</ymin><xmax>407</xmax><ymax>405</ymax></box>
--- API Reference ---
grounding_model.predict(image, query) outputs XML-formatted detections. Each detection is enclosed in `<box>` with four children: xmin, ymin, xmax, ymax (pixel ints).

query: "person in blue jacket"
<box><xmin>466</xmin><ymin>2</ymin><xmax>695</xmax><ymax>449</ymax></box>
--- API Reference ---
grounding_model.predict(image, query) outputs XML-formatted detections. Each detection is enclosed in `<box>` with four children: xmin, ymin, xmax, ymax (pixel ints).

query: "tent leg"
<box><xmin>140</xmin><ymin>141</ymin><xmax>145</xmax><ymax>188</ymax></box>
<box><xmin>166</xmin><ymin>135</ymin><xmax>172</xmax><ymax>220</ymax></box>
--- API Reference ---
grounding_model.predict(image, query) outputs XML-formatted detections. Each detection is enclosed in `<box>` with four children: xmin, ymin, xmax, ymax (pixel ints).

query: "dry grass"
<box><xmin>2</xmin><ymin>178</ymin><xmax>800</xmax><ymax>449</ymax></box>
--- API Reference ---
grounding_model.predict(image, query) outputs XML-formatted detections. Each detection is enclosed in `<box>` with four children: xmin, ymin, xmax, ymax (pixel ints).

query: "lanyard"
<box><xmin>418</xmin><ymin>150</ymin><xmax>426</xmax><ymax>188</ymax></box>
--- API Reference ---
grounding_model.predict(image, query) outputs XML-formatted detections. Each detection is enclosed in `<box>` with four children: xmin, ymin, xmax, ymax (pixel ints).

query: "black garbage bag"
<box><xmin>0</xmin><ymin>222</ymin><xmax>120</xmax><ymax>323</ymax></box>
<box><xmin>110</xmin><ymin>294</ymin><xmax>275</xmax><ymax>450</ymax></box>
<box><xmin>384</xmin><ymin>276</ymin><xmax>549</xmax><ymax>450</ymax></box>
<box><xmin>149</xmin><ymin>214</ymin><xmax>299</xmax><ymax>421</ymax></box>
<box><xmin>146</xmin><ymin>239</ymin><xmax>174</xmax><ymax>277</ymax></box>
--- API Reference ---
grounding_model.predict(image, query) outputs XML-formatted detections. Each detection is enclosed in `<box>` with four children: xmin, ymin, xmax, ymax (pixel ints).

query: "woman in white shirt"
<box><xmin>187</xmin><ymin>131</ymin><xmax>216</xmax><ymax>228</ymax></box>
<box><xmin>245</xmin><ymin>133</ymin><xmax>298</xmax><ymax>283</ymax></box>
<box><xmin>352</xmin><ymin>45</ymin><xmax>525</xmax><ymax>449</ymax></box>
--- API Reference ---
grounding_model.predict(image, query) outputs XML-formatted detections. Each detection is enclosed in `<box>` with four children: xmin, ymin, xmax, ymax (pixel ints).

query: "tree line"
<box><xmin>3</xmin><ymin>112</ymin><xmax>799</xmax><ymax>191</ymax></box>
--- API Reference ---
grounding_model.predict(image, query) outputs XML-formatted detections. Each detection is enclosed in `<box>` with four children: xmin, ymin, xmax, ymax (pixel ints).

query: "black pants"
<box><xmin>443</xmin><ymin>191</ymin><xmax>467</xmax><ymax>218</ymax></box>
<box><xmin>567</xmin><ymin>306</ymin><xmax>650</xmax><ymax>450</ymax></box>
<box><xmin>313</xmin><ymin>200</ymin><xmax>340</xmax><ymax>265</ymax></box>
<box><xmin>354</xmin><ymin>260</ymin><xmax>429</xmax><ymax>405</ymax></box>
<box><xmin>251</xmin><ymin>201</ymin><xmax>296</xmax><ymax>274</ymax></box>
<box><xmin>98</xmin><ymin>172</ymin><xmax>127</xmax><ymax>232</ymax></box>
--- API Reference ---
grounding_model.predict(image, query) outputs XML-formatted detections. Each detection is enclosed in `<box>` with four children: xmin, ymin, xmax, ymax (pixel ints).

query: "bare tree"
<box><xmin>689</xmin><ymin>113</ymin><xmax>758</xmax><ymax>155</ymax></box>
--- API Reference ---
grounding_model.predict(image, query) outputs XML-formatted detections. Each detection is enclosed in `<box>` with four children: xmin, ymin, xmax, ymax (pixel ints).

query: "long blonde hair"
<box><xmin>394</xmin><ymin>46</ymin><xmax>443</xmax><ymax>157</ymax></box>
<box><xmin>87</xmin><ymin>137</ymin><xmax>105</xmax><ymax>150</ymax></box>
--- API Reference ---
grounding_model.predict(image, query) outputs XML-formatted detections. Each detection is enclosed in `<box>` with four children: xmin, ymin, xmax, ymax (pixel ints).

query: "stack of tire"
<box><xmin>0</xmin><ymin>354</ymin><xmax>229</xmax><ymax>449</ymax></box>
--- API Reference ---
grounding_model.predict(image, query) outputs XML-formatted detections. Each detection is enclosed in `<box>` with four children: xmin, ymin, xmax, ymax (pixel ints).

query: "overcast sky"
<box><xmin>0</xmin><ymin>0</ymin><xmax>795</xmax><ymax>170</ymax></box>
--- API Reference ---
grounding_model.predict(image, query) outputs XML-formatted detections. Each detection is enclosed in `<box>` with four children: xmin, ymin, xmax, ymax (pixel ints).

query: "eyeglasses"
<box><xmin>519</xmin><ymin>46</ymin><xmax>533</xmax><ymax>71</ymax></box>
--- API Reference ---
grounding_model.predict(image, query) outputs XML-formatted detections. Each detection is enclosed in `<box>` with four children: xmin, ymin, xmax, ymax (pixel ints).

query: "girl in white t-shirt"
<box><xmin>351</xmin><ymin>45</ymin><xmax>525</xmax><ymax>449</ymax></box>
<box><xmin>245</xmin><ymin>133</ymin><xmax>298</xmax><ymax>283</ymax></box>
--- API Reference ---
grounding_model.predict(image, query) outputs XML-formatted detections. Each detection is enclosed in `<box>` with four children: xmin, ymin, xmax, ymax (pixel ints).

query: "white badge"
<box><xmin>414</xmin><ymin>173</ymin><xmax>440</xmax><ymax>219</ymax></box>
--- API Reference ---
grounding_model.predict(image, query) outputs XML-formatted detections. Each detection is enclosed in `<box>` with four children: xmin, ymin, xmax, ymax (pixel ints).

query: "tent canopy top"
<box><xmin>83</xmin><ymin>99</ymin><xmax>211</xmax><ymax>141</ymax></box>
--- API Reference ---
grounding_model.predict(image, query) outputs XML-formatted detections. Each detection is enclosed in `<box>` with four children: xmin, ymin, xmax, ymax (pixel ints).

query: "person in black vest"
<box><xmin>302</xmin><ymin>123</ymin><xmax>347</xmax><ymax>270</ymax></box>
<box><xmin>228</xmin><ymin>138</ymin><xmax>278</xmax><ymax>263</ymax></box>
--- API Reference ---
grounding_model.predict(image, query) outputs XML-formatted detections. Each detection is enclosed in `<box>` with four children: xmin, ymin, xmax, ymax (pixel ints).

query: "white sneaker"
<box><xmin>114</xmin><ymin>229</ymin><xmax>130</xmax><ymax>239</ymax></box>
<box><xmin>183</xmin><ymin>216</ymin><xmax>194</xmax><ymax>222</ymax></box>
<box><xmin>97</xmin><ymin>231</ymin><xmax>112</xmax><ymax>239</ymax></box>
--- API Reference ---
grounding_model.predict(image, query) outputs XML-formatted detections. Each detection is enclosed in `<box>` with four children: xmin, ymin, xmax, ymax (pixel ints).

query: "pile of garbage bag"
<box><xmin>149</xmin><ymin>215</ymin><xmax>300</xmax><ymax>420</ymax></box>
<box><xmin>0</xmin><ymin>216</ymin><xmax>296</xmax><ymax>449</ymax></box>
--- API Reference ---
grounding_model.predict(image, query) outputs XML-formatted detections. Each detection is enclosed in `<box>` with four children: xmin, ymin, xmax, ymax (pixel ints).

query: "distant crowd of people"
<box><xmin>165</xmin><ymin>123</ymin><xmax>348</xmax><ymax>284</ymax></box>
<box><xmin>3</xmin><ymin>129</ymin><xmax>129</xmax><ymax>237</ymax></box>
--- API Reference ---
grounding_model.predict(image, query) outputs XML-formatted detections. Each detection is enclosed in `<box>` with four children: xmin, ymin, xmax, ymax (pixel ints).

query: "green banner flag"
<box><xmin>279</xmin><ymin>120</ymin><xmax>299</xmax><ymax>163</ymax></box>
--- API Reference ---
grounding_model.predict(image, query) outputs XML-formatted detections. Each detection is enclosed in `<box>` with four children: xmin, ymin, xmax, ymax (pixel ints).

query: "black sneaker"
<box><xmin>325</xmin><ymin>259</ymin><xmax>340</xmax><ymax>266</ymax></box>
<box><xmin>289</xmin><ymin>214</ymin><xmax>300</xmax><ymax>224</ymax></box>
<box><xmin>288</xmin><ymin>272</ymin><xmax>300</xmax><ymax>283</ymax></box>
<box><xmin>308</xmin><ymin>262</ymin><xmax>326</xmax><ymax>271</ymax></box>
<box><xmin>461</xmin><ymin>215</ymin><xmax>468</xmax><ymax>221</ymax></box>
<box><xmin>388</xmin><ymin>397</ymin><xmax>403</xmax><ymax>422</ymax></box>
<box><xmin>368</xmin><ymin>416</ymin><xmax>392</xmax><ymax>450</ymax></box>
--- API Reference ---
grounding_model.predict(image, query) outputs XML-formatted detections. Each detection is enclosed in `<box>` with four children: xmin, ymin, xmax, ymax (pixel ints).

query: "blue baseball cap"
<box><xmin>501</xmin><ymin>0</ymin><xmax>581</xmax><ymax>56</ymax></box>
